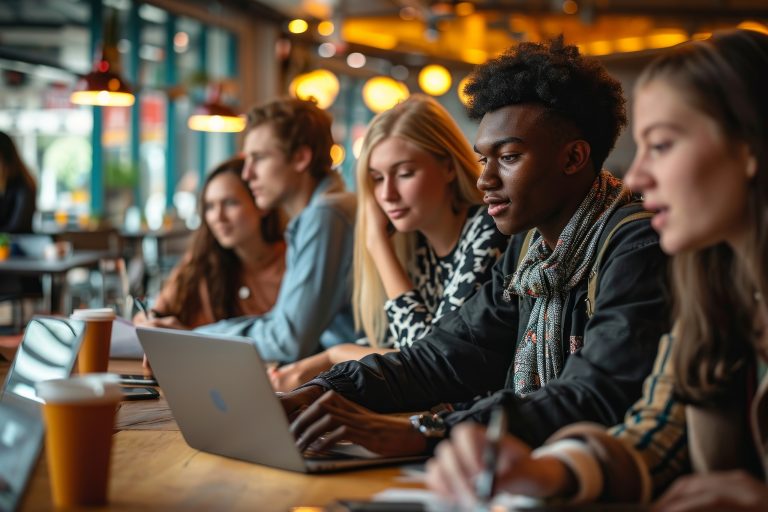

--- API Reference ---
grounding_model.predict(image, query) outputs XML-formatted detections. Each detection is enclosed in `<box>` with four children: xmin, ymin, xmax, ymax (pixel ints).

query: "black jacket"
<box><xmin>0</xmin><ymin>176</ymin><xmax>35</xmax><ymax>233</ymax></box>
<box><xmin>311</xmin><ymin>207</ymin><xmax>671</xmax><ymax>446</ymax></box>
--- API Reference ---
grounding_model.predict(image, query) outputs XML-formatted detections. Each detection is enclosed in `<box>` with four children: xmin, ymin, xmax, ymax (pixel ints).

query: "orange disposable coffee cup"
<box><xmin>71</xmin><ymin>308</ymin><xmax>116</xmax><ymax>374</ymax></box>
<box><xmin>36</xmin><ymin>374</ymin><xmax>122</xmax><ymax>508</ymax></box>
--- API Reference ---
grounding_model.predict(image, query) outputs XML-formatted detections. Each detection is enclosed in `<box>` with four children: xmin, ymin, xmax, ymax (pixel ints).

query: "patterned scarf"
<box><xmin>506</xmin><ymin>171</ymin><xmax>629</xmax><ymax>395</ymax></box>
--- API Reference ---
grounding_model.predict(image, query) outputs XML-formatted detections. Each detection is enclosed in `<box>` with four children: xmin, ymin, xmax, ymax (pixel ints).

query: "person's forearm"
<box><xmin>367</xmin><ymin>238</ymin><xmax>413</xmax><ymax>299</ymax></box>
<box><xmin>327</xmin><ymin>344</ymin><xmax>396</xmax><ymax>365</ymax></box>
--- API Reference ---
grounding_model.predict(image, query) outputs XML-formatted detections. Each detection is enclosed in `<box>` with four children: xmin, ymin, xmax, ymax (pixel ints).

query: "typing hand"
<box><xmin>425</xmin><ymin>423</ymin><xmax>573</xmax><ymax>507</ymax></box>
<box><xmin>289</xmin><ymin>390</ymin><xmax>427</xmax><ymax>457</ymax></box>
<box><xmin>278</xmin><ymin>385</ymin><xmax>325</xmax><ymax>421</ymax></box>
<box><xmin>653</xmin><ymin>470</ymin><xmax>768</xmax><ymax>512</ymax></box>
<box><xmin>268</xmin><ymin>352</ymin><xmax>332</xmax><ymax>393</ymax></box>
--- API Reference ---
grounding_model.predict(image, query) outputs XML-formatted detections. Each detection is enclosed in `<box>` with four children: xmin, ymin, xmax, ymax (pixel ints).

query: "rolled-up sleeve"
<box><xmin>196</xmin><ymin>200</ymin><xmax>355</xmax><ymax>362</ymax></box>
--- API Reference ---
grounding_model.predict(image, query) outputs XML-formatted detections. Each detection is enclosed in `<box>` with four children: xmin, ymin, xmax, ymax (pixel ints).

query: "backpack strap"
<box><xmin>585</xmin><ymin>203</ymin><xmax>653</xmax><ymax>318</ymax></box>
<box><xmin>516</xmin><ymin>229</ymin><xmax>536</xmax><ymax>270</ymax></box>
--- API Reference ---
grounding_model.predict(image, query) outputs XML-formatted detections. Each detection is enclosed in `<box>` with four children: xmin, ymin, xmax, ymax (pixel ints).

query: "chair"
<box><xmin>0</xmin><ymin>234</ymin><xmax>53</xmax><ymax>331</ymax></box>
<box><xmin>56</xmin><ymin>229</ymin><xmax>129</xmax><ymax>313</ymax></box>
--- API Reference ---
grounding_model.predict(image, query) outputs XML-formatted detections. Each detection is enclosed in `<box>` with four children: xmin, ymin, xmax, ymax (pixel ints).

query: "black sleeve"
<box><xmin>442</xmin><ymin>218</ymin><xmax>671</xmax><ymax>447</ymax></box>
<box><xmin>0</xmin><ymin>180</ymin><xmax>36</xmax><ymax>233</ymax></box>
<box><xmin>309</xmin><ymin>235</ymin><xmax>524</xmax><ymax>413</ymax></box>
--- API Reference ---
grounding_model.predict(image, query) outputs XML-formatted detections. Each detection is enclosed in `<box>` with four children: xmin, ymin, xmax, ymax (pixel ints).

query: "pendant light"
<box><xmin>187</xmin><ymin>83</ymin><xmax>245</xmax><ymax>133</ymax></box>
<box><xmin>71</xmin><ymin>9</ymin><xmax>135</xmax><ymax>107</ymax></box>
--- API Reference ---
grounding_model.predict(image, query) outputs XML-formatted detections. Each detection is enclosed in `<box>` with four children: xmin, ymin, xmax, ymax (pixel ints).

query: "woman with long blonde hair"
<box><xmin>270</xmin><ymin>95</ymin><xmax>507</xmax><ymax>391</ymax></box>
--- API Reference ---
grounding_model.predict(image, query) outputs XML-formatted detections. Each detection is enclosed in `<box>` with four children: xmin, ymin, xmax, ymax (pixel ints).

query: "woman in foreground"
<box><xmin>426</xmin><ymin>29</ymin><xmax>768</xmax><ymax>512</ymax></box>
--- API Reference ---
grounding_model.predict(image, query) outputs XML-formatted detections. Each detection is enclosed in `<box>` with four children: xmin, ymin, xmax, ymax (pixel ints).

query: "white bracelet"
<box><xmin>531</xmin><ymin>439</ymin><xmax>603</xmax><ymax>504</ymax></box>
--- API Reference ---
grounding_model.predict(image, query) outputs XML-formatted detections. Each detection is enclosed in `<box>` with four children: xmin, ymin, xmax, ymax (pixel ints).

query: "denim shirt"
<box><xmin>196</xmin><ymin>173</ymin><xmax>357</xmax><ymax>362</ymax></box>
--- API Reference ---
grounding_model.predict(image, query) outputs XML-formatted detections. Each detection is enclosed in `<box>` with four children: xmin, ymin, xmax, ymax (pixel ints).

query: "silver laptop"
<box><xmin>136</xmin><ymin>327</ymin><xmax>426</xmax><ymax>473</ymax></box>
<box><xmin>1</xmin><ymin>316</ymin><xmax>84</xmax><ymax>512</ymax></box>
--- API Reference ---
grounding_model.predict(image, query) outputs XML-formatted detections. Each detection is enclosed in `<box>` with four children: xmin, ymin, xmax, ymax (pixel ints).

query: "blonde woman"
<box><xmin>270</xmin><ymin>95</ymin><xmax>507</xmax><ymax>391</ymax></box>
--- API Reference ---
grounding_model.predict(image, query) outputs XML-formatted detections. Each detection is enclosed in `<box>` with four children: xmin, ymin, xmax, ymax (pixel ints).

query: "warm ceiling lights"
<box><xmin>71</xmin><ymin>52</ymin><xmax>135</xmax><ymax>107</ymax></box>
<box><xmin>288</xmin><ymin>19</ymin><xmax>309</xmax><ymax>34</ymax></box>
<box><xmin>457</xmin><ymin>75</ymin><xmax>471</xmax><ymax>107</ymax></box>
<box><xmin>330</xmin><ymin>144</ymin><xmax>345</xmax><ymax>167</ymax></box>
<box><xmin>289</xmin><ymin>69</ymin><xmax>340</xmax><ymax>110</ymax></box>
<box><xmin>317</xmin><ymin>21</ymin><xmax>335</xmax><ymax>36</ymax></box>
<box><xmin>362</xmin><ymin>76</ymin><xmax>409</xmax><ymax>113</ymax></box>
<box><xmin>562</xmin><ymin>0</ymin><xmax>579</xmax><ymax>15</ymax></box>
<box><xmin>418</xmin><ymin>64</ymin><xmax>452</xmax><ymax>96</ymax></box>
<box><xmin>187</xmin><ymin>84</ymin><xmax>245</xmax><ymax>132</ymax></box>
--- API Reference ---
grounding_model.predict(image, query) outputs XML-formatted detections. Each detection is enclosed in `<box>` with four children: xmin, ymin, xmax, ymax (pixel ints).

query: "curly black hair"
<box><xmin>464</xmin><ymin>37</ymin><xmax>626</xmax><ymax>172</ymax></box>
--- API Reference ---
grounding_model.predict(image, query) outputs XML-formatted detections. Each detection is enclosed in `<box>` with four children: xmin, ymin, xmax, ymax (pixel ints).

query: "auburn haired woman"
<box><xmin>135</xmin><ymin>156</ymin><xmax>285</xmax><ymax>329</ymax></box>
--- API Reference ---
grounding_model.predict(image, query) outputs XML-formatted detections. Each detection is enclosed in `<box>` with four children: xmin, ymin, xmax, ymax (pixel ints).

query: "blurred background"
<box><xmin>2</xmin><ymin>0</ymin><xmax>766</xmax><ymax>228</ymax></box>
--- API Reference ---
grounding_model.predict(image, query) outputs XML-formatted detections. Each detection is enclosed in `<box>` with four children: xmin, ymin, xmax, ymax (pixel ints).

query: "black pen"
<box><xmin>474</xmin><ymin>406</ymin><xmax>507</xmax><ymax>505</ymax></box>
<box><xmin>133</xmin><ymin>297</ymin><xmax>153</xmax><ymax>320</ymax></box>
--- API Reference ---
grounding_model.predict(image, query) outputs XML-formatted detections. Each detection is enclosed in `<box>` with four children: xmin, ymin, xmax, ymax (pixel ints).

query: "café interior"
<box><xmin>1</xmin><ymin>0</ymin><xmax>767</xmax><ymax>510</ymax></box>
<box><xmin>1</xmin><ymin>0</ymin><xmax>765</xmax><ymax>321</ymax></box>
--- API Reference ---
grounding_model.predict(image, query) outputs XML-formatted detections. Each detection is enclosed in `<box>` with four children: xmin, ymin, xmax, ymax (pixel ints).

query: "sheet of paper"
<box><xmin>109</xmin><ymin>317</ymin><xmax>143</xmax><ymax>359</ymax></box>
<box><xmin>372</xmin><ymin>488</ymin><xmax>542</xmax><ymax>512</ymax></box>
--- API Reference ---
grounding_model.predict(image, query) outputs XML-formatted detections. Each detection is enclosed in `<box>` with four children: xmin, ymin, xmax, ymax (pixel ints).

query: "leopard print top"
<box><xmin>382</xmin><ymin>205</ymin><xmax>507</xmax><ymax>349</ymax></box>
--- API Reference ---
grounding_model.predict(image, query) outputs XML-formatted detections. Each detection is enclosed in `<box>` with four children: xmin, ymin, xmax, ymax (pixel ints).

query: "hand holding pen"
<box><xmin>425</xmin><ymin>411</ymin><xmax>579</xmax><ymax>507</ymax></box>
<box><xmin>133</xmin><ymin>297</ymin><xmax>183</xmax><ymax>328</ymax></box>
<box><xmin>474</xmin><ymin>407</ymin><xmax>507</xmax><ymax>504</ymax></box>
<box><xmin>134</xmin><ymin>296</ymin><xmax>167</xmax><ymax>321</ymax></box>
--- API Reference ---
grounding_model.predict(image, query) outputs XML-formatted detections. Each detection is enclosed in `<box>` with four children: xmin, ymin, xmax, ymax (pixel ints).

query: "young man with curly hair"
<box><xmin>280</xmin><ymin>38</ymin><xmax>671</xmax><ymax>457</ymax></box>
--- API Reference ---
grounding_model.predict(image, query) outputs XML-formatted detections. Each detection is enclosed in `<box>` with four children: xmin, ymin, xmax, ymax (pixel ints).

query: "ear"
<box><xmin>443</xmin><ymin>159</ymin><xmax>457</xmax><ymax>183</ymax></box>
<box><xmin>562</xmin><ymin>140</ymin><xmax>592</xmax><ymax>176</ymax></box>
<box><xmin>290</xmin><ymin>145</ymin><xmax>313</xmax><ymax>174</ymax></box>
<box><xmin>746</xmin><ymin>154</ymin><xmax>758</xmax><ymax>179</ymax></box>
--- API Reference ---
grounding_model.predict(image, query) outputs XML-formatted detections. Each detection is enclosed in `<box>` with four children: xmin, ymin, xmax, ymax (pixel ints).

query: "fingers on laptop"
<box><xmin>289</xmin><ymin>391</ymin><xmax>427</xmax><ymax>457</ymax></box>
<box><xmin>291</xmin><ymin>391</ymin><xmax>366</xmax><ymax>451</ymax></box>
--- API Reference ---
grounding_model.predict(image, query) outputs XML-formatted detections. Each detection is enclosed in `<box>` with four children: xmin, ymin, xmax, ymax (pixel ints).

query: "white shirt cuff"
<box><xmin>531</xmin><ymin>439</ymin><xmax>603</xmax><ymax>504</ymax></box>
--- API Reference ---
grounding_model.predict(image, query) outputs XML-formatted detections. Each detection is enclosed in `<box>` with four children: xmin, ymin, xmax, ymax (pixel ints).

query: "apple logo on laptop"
<box><xmin>209</xmin><ymin>389</ymin><xmax>228</xmax><ymax>413</ymax></box>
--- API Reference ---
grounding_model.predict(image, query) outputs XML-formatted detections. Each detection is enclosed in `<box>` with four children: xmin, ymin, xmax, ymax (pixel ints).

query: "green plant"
<box><xmin>0</xmin><ymin>233</ymin><xmax>10</xmax><ymax>247</ymax></box>
<box><xmin>105</xmin><ymin>160</ymin><xmax>138</xmax><ymax>188</ymax></box>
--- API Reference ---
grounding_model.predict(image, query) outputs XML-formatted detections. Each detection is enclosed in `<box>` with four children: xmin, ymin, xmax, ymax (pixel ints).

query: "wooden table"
<box><xmin>23</xmin><ymin>430</ymin><xmax>420</xmax><ymax>511</ymax></box>
<box><xmin>19</xmin><ymin>359</ymin><xmax>425</xmax><ymax>511</ymax></box>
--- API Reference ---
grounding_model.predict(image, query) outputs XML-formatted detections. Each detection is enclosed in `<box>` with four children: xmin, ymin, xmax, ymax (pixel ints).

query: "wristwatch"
<box><xmin>409</xmin><ymin>413</ymin><xmax>447</xmax><ymax>439</ymax></box>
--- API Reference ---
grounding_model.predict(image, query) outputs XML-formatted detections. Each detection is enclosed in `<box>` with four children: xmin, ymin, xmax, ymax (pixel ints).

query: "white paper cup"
<box><xmin>71</xmin><ymin>309</ymin><xmax>116</xmax><ymax>374</ymax></box>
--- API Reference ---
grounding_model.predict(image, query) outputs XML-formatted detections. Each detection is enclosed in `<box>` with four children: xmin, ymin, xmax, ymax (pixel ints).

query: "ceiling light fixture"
<box><xmin>70</xmin><ymin>10</ymin><xmax>134</xmax><ymax>107</ymax></box>
<box><xmin>187</xmin><ymin>84</ymin><xmax>245</xmax><ymax>133</ymax></box>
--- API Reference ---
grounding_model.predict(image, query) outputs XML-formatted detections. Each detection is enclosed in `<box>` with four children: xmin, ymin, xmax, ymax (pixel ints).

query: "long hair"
<box><xmin>0</xmin><ymin>131</ymin><xmax>36</xmax><ymax>194</ymax></box>
<box><xmin>637</xmin><ymin>30</ymin><xmax>768</xmax><ymax>405</ymax></box>
<box><xmin>352</xmin><ymin>94</ymin><xmax>483</xmax><ymax>345</ymax></box>
<box><xmin>166</xmin><ymin>157</ymin><xmax>283</xmax><ymax>325</ymax></box>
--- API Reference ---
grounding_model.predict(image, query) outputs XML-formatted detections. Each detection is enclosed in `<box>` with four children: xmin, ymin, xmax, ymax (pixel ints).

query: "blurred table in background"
<box><xmin>0</xmin><ymin>250</ymin><xmax>109</xmax><ymax>315</ymax></box>
<box><xmin>118</xmin><ymin>226</ymin><xmax>191</xmax><ymax>295</ymax></box>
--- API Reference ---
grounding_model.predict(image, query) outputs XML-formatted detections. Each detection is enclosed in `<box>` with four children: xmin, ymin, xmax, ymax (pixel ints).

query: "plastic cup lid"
<box><xmin>36</xmin><ymin>373</ymin><xmax>122</xmax><ymax>404</ymax></box>
<box><xmin>70</xmin><ymin>308</ymin><xmax>116</xmax><ymax>321</ymax></box>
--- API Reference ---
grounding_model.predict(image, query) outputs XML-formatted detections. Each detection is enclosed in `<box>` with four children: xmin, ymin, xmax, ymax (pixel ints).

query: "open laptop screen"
<box><xmin>2</xmin><ymin>317</ymin><xmax>84</xmax><ymax>406</ymax></box>
<box><xmin>0</xmin><ymin>316</ymin><xmax>84</xmax><ymax>512</ymax></box>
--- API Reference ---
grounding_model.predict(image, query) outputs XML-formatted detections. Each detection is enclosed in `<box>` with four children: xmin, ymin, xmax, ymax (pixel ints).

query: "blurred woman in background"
<box><xmin>135</xmin><ymin>156</ymin><xmax>285</xmax><ymax>329</ymax></box>
<box><xmin>0</xmin><ymin>131</ymin><xmax>36</xmax><ymax>233</ymax></box>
